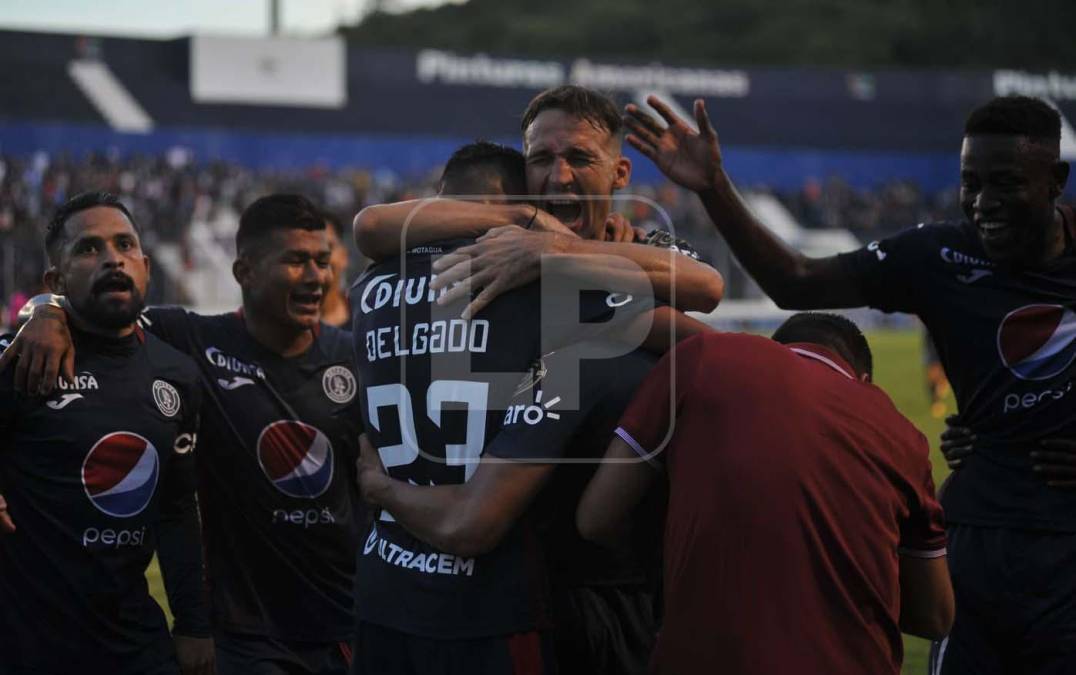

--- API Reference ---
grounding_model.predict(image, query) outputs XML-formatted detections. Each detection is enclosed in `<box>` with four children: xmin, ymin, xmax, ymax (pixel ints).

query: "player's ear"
<box><xmin>43</xmin><ymin>267</ymin><xmax>64</xmax><ymax>294</ymax></box>
<box><xmin>141</xmin><ymin>253</ymin><xmax>151</xmax><ymax>284</ymax></box>
<box><xmin>1051</xmin><ymin>161</ymin><xmax>1070</xmax><ymax>198</ymax></box>
<box><xmin>860</xmin><ymin>372</ymin><xmax>872</xmax><ymax>384</ymax></box>
<box><xmin>232</xmin><ymin>256</ymin><xmax>252</xmax><ymax>288</ymax></box>
<box><xmin>613</xmin><ymin>155</ymin><xmax>632</xmax><ymax>191</ymax></box>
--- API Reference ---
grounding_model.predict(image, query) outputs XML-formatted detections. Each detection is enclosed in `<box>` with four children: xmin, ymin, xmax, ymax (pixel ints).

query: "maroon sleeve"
<box><xmin>615</xmin><ymin>333</ymin><xmax>706</xmax><ymax>462</ymax></box>
<box><xmin>897</xmin><ymin>431</ymin><xmax>947</xmax><ymax>558</ymax></box>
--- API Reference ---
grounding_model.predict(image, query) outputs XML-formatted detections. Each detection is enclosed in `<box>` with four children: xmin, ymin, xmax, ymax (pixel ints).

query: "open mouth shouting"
<box><xmin>542</xmin><ymin>196</ymin><xmax>584</xmax><ymax>232</ymax></box>
<box><xmin>290</xmin><ymin>289</ymin><xmax>324</xmax><ymax>315</ymax></box>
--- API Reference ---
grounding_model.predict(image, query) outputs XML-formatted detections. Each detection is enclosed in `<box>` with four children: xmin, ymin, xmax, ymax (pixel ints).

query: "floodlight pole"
<box><xmin>270</xmin><ymin>0</ymin><xmax>282</xmax><ymax>34</ymax></box>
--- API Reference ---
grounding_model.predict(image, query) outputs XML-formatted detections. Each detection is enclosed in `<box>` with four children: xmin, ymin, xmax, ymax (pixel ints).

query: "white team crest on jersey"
<box><xmin>322</xmin><ymin>365</ymin><xmax>357</xmax><ymax>404</ymax></box>
<box><xmin>152</xmin><ymin>380</ymin><xmax>181</xmax><ymax>418</ymax></box>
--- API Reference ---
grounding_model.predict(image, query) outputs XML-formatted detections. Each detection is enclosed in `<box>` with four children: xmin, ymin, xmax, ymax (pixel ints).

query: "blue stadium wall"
<box><xmin>0</xmin><ymin>29</ymin><xmax>1072</xmax><ymax>193</ymax></box>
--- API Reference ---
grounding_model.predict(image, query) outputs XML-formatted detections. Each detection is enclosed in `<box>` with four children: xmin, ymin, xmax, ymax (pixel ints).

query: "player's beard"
<box><xmin>75</xmin><ymin>274</ymin><xmax>146</xmax><ymax>331</ymax></box>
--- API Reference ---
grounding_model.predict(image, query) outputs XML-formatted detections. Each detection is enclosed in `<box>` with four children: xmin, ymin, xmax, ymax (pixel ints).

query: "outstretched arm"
<box><xmin>624</xmin><ymin>95</ymin><xmax>865</xmax><ymax>310</ymax></box>
<box><xmin>429</xmin><ymin>226</ymin><xmax>725</xmax><ymax>319</ymax></box>
<box><xmin>353</xmin><ymin>199</ymin><xmax>536</xmax><ymax>261</ymax></box>
<box><xmin>357</xmin><ymin>434</ymin><xmax>554</xmax><ymax>558</ymax></box>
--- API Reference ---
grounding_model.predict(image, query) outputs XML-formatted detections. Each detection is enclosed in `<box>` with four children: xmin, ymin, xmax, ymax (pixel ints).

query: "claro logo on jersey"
<box><xmin>503</xmin><ymin>388</ymin><xmax>561</xmax><ymax>426</ymax></box>
<box><xmin>81</xmin><ymin>432</ymin><xmax>159</xmax><ymax>548</ymax></box>
<box><xmin>257</xmin><ymin>420</ymin><xmax>334</xmax><ymax>501</ymax></box>
<box><xmin>998</xmin><ymin>305</ymin><xmax>1076</xmax><ymax>413</ymax></box>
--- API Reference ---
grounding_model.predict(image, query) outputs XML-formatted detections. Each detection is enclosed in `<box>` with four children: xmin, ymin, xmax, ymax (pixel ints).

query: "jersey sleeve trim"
<box><xmin>614</xmin><ymin>426</ymin><xmax>662</xmax><ymax>468</ymax></box>
<box><xmin>897</xmin><ymin>546</ymin><xmax>947</xmax><ymax>559</ymax></box>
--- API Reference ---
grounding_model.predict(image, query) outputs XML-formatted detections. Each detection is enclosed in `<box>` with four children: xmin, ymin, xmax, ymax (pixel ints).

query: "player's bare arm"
<box><xmin>353</xmin><ymin>198</ymin><xmax>537</xmax><ymax>260</ymax></box>
<box><xmin>0</xmin><ymin>493</ymin><xmax>14</xmax><ymax>533</ymax></box>
<box><xmin>940</xmin><ymin>414</ymin><xmax>975</xmax><ymax>469</ymax></box>
<box><xmin>576</xmin><ymin>436</ymin><xmax>661</xmax><ymax>548</ymax></box>
<box><xmin>429</xmin><ymin>225</ymin><xmax>725</xmax><ymax>319</ymax></box>
<box><xmin>357</xmin><ymin>434</ymin><xmax>554</xmax><ymax>558</ymax></box>
<box><xmin>898</xmin><ymin>555</ymin><xmax>954</xmax><ymax>639</ymax></box>
<box><xmin>624</xmin><ymin>94</ymin><xmax>866</xmax><ymax>310</ymax></box>
<box><xmin>172</xmin><ymin>634</ymin><xmax>215</xmax><ymax>675</ymax></box>
<box><xmin>1032</xmin><ymin>438</ymin><xmax>1076</xmax><ymax>489</ymax></box>
<box><xmin>0</xmin><ymin>295</ymin><xmax>75</xmax><ymax>396</ymax></box>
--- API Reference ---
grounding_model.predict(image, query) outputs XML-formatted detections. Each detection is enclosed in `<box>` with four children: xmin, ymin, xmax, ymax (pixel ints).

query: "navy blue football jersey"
<box><xmin>138</xmin><ymin>308</ymin><xmax>363</xmax><ymax>641</ymax></box>
<box><xmin>490</xmin><ymin>344</ymin><xmax>662</xmax><ymax>589</ymax></box>
<box><xmin>351</xmin><ymin>241</ymin><xmax>654</xmax><ymax>638</ymax></box>
<box><xmin>0</xmin><ymin>328</ymin><xmax>206</xmax><ymax>675</ymax></box>
<box><xmin>838</xmin><ymin>207</ymin><xmax>1076</xmax><ymax>530</ymax></box>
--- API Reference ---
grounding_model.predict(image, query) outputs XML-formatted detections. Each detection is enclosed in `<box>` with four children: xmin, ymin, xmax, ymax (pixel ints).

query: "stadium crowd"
<box><xmin>0</xmin><ymin>84</ymin><xmax>1072</xmax><ymax>675</ymax></box>
<box><xmin>0</xmin><ymin>150</ymin><xmax>962</xmax><ymax>328</ymax></box>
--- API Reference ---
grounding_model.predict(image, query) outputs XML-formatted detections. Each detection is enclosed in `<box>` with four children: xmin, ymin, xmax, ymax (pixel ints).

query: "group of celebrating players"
<box><xmin>0</xmin><ymin>83</ymin><xmax>1073</xmax><ymax>675</ymax></box>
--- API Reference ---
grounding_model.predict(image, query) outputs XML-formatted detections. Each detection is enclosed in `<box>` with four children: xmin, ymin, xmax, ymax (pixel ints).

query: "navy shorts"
<box><xmin>550</xmin><ymin>585</ymin><xmax>656</xmax><ymax>675</ymax></box>
<box><xmin>215</xmin><ymin>631</ymin><xmax>352</xmax><ymax>675</ymax></box>
<box><xmin>929</xmin><ymin>524</ymin><xmax>1076</xmax><ymax>675</ymax></box>
<box><xmin>351</xmin><ymin>622</ymin><xmax>555</xmax><ymax>675</ymax></box>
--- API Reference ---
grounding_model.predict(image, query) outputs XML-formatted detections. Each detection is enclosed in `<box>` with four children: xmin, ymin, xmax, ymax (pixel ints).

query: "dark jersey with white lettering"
<box><xmin>351</xmin><ymin>241</ymin><xmax>652</xmax><ymax>638</ymax></box>
<box><xmin>0</xmin><ymin>328</ymin><xmax>206</xmax><ymax>674</ymax></box>
<box><xmin>138</xmin><ymin>308</ymin><xmax>363</xmax><ymax>641</ymax></box>
<box><xmin>490</xmin><ymin>344</ymin><xmax>661</xmax><ymax>589</ymax></box>
<box><xmin>838</xmin><ymin>206</ymin><xmax>1076</xmax><ymax>530</ymax></box>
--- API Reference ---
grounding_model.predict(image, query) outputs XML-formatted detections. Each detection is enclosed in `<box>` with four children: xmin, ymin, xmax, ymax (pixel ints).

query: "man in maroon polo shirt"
<box><xmin>577</xmin><ymin>312</ymin><xmax>955</xmax><ymax>674</ymax></box>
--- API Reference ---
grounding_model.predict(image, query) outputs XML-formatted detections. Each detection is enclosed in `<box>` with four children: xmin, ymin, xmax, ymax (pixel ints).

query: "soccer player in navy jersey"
<box><xmin>5</xmin><ymin>194</ymin><xmax>363</xmax><ymax>675</ymax></box>
<box><xmin>625</xmin><ymin>93</ymin><xmax>1075</xmax><ymax>673</ymax></box>
<box><xmin>0</xmin><ymin>192</ymin><xmax>213</xmax><ymax>675</ymax></box>
<box><xmin>352</xmin><ymin>85</ymin><xmax>723</xmax><ymax>319</ymax></box>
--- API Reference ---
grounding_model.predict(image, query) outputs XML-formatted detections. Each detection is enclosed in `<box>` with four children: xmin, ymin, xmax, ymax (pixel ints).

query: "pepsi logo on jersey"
<box><xmin>998</xmin><ymin>304</ymin><xmax>1076</xmax><ymax>414</ymax></box>
<box><xmin>80</xmin><ymin>431</ymin><xmax>159</xmax><ymax>548</ymax></box>
<box><xmin>998</xmin><ymin>304</ymin><xmax>1076</xmax><ymax>381</ymax></box>
<box><xmin>257</xmin><ymin>420</ymin><xmax>334</xmax><ymax>502</ymax></box>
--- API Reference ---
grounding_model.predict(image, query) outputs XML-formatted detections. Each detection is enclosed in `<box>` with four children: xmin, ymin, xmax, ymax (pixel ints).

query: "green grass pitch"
<box><xmin>145</xmin><ymin>328</ymin><xmax>952</xmax><ymax>673</ymax></box>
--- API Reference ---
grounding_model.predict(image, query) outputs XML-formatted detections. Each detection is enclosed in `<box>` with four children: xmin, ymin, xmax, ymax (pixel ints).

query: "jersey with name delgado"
<box><xmin>0</xmin><ymin>329</ymin><xmax>202</xmax><ymax>673</ymax></box>
<box><xmin>139</xmin><ymin>308</ymin><xmax>363</xmax><ymax>641</ymax></box>
<box><xmin>838</xmin><ymin>206</ymin><xmax>1076</xmax><ymax>530</ymax></box>
<box><xmin>351</xmin><ymin>241</ymin><xmax>652</xmax><ymax>638</ymax></box>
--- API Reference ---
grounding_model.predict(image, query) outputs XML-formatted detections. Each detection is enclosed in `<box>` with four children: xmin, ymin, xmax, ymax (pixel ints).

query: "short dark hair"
<box><xmin>236</xmin><ymin>193</ymin><xmax>325</xmax><ymax>256</ymax></box>
<box><xmin>965</xmin><ymin>96</ymin><xmax>1061</xmax><ymax>141</ymax></box>
<box><xmin>520</xmin><ymin>85</ymin><xmax>622</xmax><ymax>140</ymax></box>
<box><xmin>46</xmin><ymin>191</ymin><xmax>138</xmax><ymax>265</ymax></box>
<box><xmin>440</xmin><ymin>141</ymin><xmax>527</xmax><ymax>196</ymax></box>
<box><xmin>772</xmin><ymin>312</ymin><xmax>873</xmax><ymax>379</ymax></box>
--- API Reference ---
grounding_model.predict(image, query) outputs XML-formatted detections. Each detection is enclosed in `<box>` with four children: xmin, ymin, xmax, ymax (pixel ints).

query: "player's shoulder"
<box><xmin>315</xmin><ymin>323</ymin><xmax>355</xmax><ymax>365</ymax></box>
<box><xmin>684</xmin><ymin>331</ymin><xmax>774</xmax><ymax>356</ymax></box>
<box><xmin>141</xmin><ymin>305</ymin><xmax>239</xmax><ymax>334</ymax></box>
<box><xmin>141</xmin><ymin>330</ymin><xmax>202</xmax><ymax>387</ymax></box>
<box><xmin>879</xmin><ymin>218</ymin><xmax>975</xmax><ymax>248</ymax></box>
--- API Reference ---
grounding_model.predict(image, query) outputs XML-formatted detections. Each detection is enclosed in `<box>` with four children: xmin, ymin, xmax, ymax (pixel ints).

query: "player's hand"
<box><xmin>357</xmin><ymin>433</ymin><xmax>390</xmax><ymax>507</ymax></box>
<box><xmin>431</xmin><ymin>226</ymin><xmax>566</xmax><ymax>319</ymax></box>
<box><xmin>528</xmin><ymin>208</ymin><xmax>576</xmax><ymax>236</ymax></box>
<box><xmin>173</xmin><ymin>634</ymin><xmax>215</xmax><ymax>675</ymax></box>
<box><xmin>1032</xmin><ymin>438</ymin><xmax>1076</xmax><ymax>489</ymax></box>
<box><xmin>604</xmin><ymin>212</ymin><xmax>638</xmax><ymax>243</ymax></box>
<box><xmin>0</xmin><ymin>493</ymin><xmax>15</xmax><ymax>533</ymax></box>
<box><xmin>624</xmin><ymin>96</ymin><xmax>723</xmax><ymax>193</ymax></box>
<box><xmin>939</xmin><ymin>414</ymin><xmax>975</xmax><ymax>469</ymax></box>
<box><xmin>0</xmin><ymin>305</ymin><xmax>75</xmax><ymax>397</ymax></box>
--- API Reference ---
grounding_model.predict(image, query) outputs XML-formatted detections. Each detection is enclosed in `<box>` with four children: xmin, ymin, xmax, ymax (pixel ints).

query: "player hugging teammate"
<box><xmin>4</xmin><ymin>84</ymin><xmax>1072</xmax><ymax>675</ymax></box>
